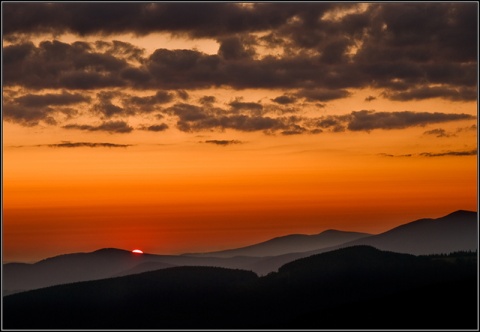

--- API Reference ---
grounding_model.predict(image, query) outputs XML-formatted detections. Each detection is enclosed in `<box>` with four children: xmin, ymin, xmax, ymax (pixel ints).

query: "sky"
<box><xmin>2</xmin><ymin>2</ymin><xmax>478</xmax><ymax>263</ymax></box>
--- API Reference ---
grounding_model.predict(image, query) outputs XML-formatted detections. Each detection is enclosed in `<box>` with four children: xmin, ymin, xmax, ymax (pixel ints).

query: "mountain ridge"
<box><xmin>3</xmin><ymin>210</ymin><xmax>477</xmax><ymax>294</ymax></box>
<box><xmin>3</xmin><ymin>246</ymin><xmax>476</xmax><ymax>329</ymax></box>
<box><xmin>182</xmin><ymin>229</ymin><xmax>372</xmax><ymax>258</ymax></box>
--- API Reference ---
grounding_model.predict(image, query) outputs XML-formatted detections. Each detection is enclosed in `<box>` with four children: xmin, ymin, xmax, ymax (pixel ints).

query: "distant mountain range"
<box><xmin>3</xmin><ymin>210</ymin><xmax>477</xmax><ymax>295</ymax></box>
<box><xmin>183</xmin><ymin>229</ymin><xmax>371</xmax><ymax>257</ymax></box>
<box><xmin>3</xmin><ymin>246</ymin><xmax>477</xmax><ymax>329</ymax></box>
<box><xmin>345</xmin><ymin>210</ymin><xmax>478</xmax><ymax>255</ymax></box>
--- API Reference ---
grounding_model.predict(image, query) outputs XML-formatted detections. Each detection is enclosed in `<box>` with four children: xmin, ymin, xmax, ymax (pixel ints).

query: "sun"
<box><xmin>132</xmin><ymin>249</ymin><xmax>143</xmax><ymax>254</ymax></box>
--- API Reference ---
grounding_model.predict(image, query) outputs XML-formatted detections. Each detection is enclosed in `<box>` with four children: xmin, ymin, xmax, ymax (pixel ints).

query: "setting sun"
<box><xmin>132</xmin><ymin>249</ymin><xmax>143</xmax><ymax>254</ymax></box>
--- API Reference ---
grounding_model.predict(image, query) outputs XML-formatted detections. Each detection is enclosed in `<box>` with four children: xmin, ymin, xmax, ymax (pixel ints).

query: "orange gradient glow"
<box><xmin>2</xmin><ymin>3</ymin><xmax>477</xmax><ymax>264</ymax></box>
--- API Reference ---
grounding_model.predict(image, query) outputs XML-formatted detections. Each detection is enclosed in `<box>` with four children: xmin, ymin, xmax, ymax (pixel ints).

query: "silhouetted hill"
<box><xmin>3</xmin><ymin>248</ymin><xmax>263</xmax><ymax>294</ymax></box>
<box><xmin>4</xmin><ymin>210</ymin><xmax>477</xmax><ymax>294</ymax></box>
<box><xmin>3</xmin><ymin>246</ymin><xmax>476</xmax><ymax>329</ymax></box>
<box><xmin>3</xmin><ymin>266</ymin><xmax>258</xmax><ymax>329</ymax></box>
<box><xmin>183</xmin><ymin>229</ymin><xmax>371</xmax><ymax>257</ymax></box>
<box><xmin>242</xmin><ymin>210</ymin><xmax>478</xmax><ymax>274</ymax></box>
<box><xmin>343</xmin><ymin>210</ymin><xmax>478</xmax><ymax>255</ymax></box>
<box><xmin>110</xmin><ymin>261</ymin><xmax>177</xmax><ymax>277</ymax></box>
<box><xmin>3</xmin><ymin>248</ymin><xmax>151</xmax><ymax>294</ymax></box>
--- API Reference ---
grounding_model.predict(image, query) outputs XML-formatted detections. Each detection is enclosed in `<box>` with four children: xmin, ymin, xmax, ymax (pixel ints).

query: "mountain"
<box><xmin>4</xmin><ymin>210</ymin><xmax>477</xmax><ymax>294</ymax></box>
<box><xmin>234</xmin><ymin>209</ymin><xmax>479</xmax><ymax>275</ymax></box>
<box><xmin>343</xmin><ymin>210</ymin><xmax>478</xmax><ymax>255</ymax></box>
<box><xmin>3</xmin><ymin>248</ymin><xmax>263</xmax><ymax>295</ymax></box>
<box><xmin>3</xmin><ymin>248</ymin><xmax>142</xmax><ymax>294</ymax></box>
<box><xmin>110</xmin><ymin>261</ymin><xmax>177</xmax><ymax>277</ymax></box>
<box><xmin>183</xmin><ymin>229</ymin><xmax>371</xmax><ymax>257</ymax></box>
<box><xmin>3</xmin><ymin>246</ymin><xmax>476</xmax><ymax>329</ymax></box>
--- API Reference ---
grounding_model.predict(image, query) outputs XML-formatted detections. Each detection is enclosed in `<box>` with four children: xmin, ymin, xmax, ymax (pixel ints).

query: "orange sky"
<box><xmin>2</xmin><ymin>3</ymin><xmax>478</xmax><ymax>262</ymax></box>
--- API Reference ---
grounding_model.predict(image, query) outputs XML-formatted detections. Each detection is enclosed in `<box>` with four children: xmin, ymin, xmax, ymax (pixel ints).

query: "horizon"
<box><xmin>2</xmin><ymin>3</ymin><xmax>478</xmax><ymax>263</ymax></box>
<box><xmin>4</xmin><ymin>208</ymin><xmax>477</xmax><ymax>264</ymax></box>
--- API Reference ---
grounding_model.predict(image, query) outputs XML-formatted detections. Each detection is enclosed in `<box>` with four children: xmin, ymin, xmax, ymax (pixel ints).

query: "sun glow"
<box><xmin>132</xmin><ymin>249</ymin><xmax>143</xmax><ymax>254</ymax></box>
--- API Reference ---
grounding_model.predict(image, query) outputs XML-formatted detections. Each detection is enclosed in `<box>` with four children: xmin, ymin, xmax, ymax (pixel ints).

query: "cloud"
<box><xmin>4</xmin><ymin>40</ymin><xmax>127</xmax><ymax>90</ymax></box>
<box><xmin>14</xmin><ymin>91</ymin><xmax>90</xmax><ymax>107</ymax></box>
<box><xmin>47</xmin><ymin>141</ymin><xmax>131</xmax><ymax>148</ymax></box>
<box><xmin>229</xmin><ymin>100</ymin><xmax>264</xmax><ymax>115</ymax></box>
<box><xmin>199</xmin><ymin>96</ymin><xmax>216</xmax><ymax>105</ymax></box>
<box><xmin>63</xmin><ymin>121</ymin><xmax>133</xmax><ymax>133</ymax></box>
<box><xmin>125</xmin><ymin>91</ymin><xmax>175</xmax><ymax>113</ymax></box>
<box><xmin>379</xmin><ymin>150</ymin><xmax>477</xmax><ymax>157</ymax></box>
<box><xmin>346</xmin><ymin>110</ymin><xmax>475</xmax><ymax>131</ymax></box>
<box><xmin>140</xmin><ymin>124</ymin><xmax>169</xmax><ymax>132</ymax></box>
<box><xmin>383</xmin><ymin>86</ymin><xmax>477</xmax><ymax>101</ymax></box>
<box><xmin>203</xmin><ymin>140</ymin><xmax>242</xmax><ymax>146</ymax></box>
<box><xmin>162</xmin><ymin>102</ymin><xmax>301</xmax><ymax>133</ymax></box>
<box><xmin>2</xmin><ymin>3</ymin><xmax>326</xmax><ymax>38</ymax></box>
<box><xmin>3</xmin><ymin>4</ymin><xmax>476</xmax><ymax>99</ymax></box>
<box><xmin>423</xmin><ymin>128</ymin><xmax>454</xmax><ymax>138</ymax></box>
<box><xmin>3</xmin><ymin>101</ymin><xmax>78</xmax><ymax>126</ymax></box>
<box><xmin>378</xmin><ymin>153</ymin><xmax>412</xmax><ymax>157</ymax></box>
<box><xmin>2</xmin><ymin>3</ymin><xmax>477</xmax><ymax>134</ymax></box>
<box><xmin>176</xmin><ymin>90</ymin><xmax>189</xmax><ymax>100</ymax></box>
<box><xmin>296</xmin><ymin>89</ymin><xmax>351</xmax><ymax>102</ymax></box>
<box><xmin>162</xmin><ymin>103</ymin><xmax>474</xmax><ymax>135</ymax></box>
<box><xmin>456</xmin><ymin>124</ymin><xmax>477</xmax><ymax>132</ymax></box>
<box><xmin>94</xmin><ymin>40</ymin><xmax>145</xmax><ymax>62</ymax></box>
<box><xmin>271</xmin><ymin>95</ymin><xmax>297</xmax><ymax>105</ymax></box>
<box><xmin>419</xmin><ymin>150</ymin><xmax>477</xmax><ymax>157</ymax></box>
<box><xmin>218</xmin><ymin>35</ymin><xmax>256</xmax><ymax>60</ymax></box>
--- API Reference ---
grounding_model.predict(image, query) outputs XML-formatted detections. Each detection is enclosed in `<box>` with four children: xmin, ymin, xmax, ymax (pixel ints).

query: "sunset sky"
<box><xmin>2</xmin><ymin>2</ymin><xmax>477</xmax><ymax>263</ymax></box>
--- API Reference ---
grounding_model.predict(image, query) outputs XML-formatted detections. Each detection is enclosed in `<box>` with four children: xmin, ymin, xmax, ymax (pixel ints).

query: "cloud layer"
<box><xmin>3</xmin><ymin>3</ymin><xmax>477</xmax><ymax>138</ymax></box>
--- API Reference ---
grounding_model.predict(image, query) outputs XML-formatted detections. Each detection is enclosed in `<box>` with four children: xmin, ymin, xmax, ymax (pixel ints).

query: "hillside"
<box><xmin>4</xmin><ymin>210</ymin><xmax>477</xmax><ymax>294</ymax></box>
<box><xmin>184</xmin><ymin>229</ymin><xmax>371</xmax><ymax>257</ymax></box>
<box><xmin>344</xmin><ymin>210</ymin><xmax>478</xmax><ymax>255</ymax></box>
<box><xmin>3</xmin><ymin>246</ymin><xmax>476</xmax><ymax>329</ymax></box>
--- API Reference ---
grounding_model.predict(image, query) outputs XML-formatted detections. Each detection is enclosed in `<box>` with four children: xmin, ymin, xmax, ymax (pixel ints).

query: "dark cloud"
<box><xmin>423</xmin><ymin>128</ymin><xmax>454</xmax><ymax>138</ymax></box>
<box><xmin>313</xmin><ymin>116</ymin><xmax>347</xmax><ymax>129</ymax></box>
<box><xmin>162</xmin><ymin>104</ymin><xmax>475</xmax><ymax>135</ymax></box>
<box><xmin>3</xmin><ymin>103</ymin><xmax>56</xmax><ymax>126</ymax></box>
<box><xmin>140</xmin><ymin>124</ymin><xmax>169</xmax><ymax>132</ymax></box>
<box><xmin>204</xmin><ymin>140</ymin><xmax>242</xmax><ymax>146</ymax></box>
<box><xmin>4</xmin><ymin>39</ymin><xmax>476</xmax><ymax>96</ymax></box>
<box><xmin>14</xmin><ymin>91</ymin><xmax>90</xmax><ymax>107</ymax></box>
<box><xmin>188</xmin><ymin>114</ymin><xmax>287</xmax><ymax>133</ymax></box>
<box><xmin>94</xmin><ymin>40</ymin><xmax>145</xmax><ymax>62</ymax></box>
<box><xmin>176</xmin><ymin>90</ymin><xmax>189</xmax><ymax>100</ymax></box>
<box><xmin>3</xmin><ymin>4</ymin><xmax>476</xmax><ymax>99</ymax></box>
<box><xmin>3</xmin><ymin>99</ymin><xmax>78</xmax><ymax>126</ymax></box>
<box><xmin>384</xmin><ymin>86</ymin><xmax>477</xmax><ymax>101</ymax></box>
<box><xmin>296</xmin><ymin>89</ymin><xmax>351</xmax><ymax>102</ymax></box>
<box><xmin>2</xmin><ymin>3</ymin><xmax>477</xmax><ymax>134</ymax></box>
<box><xmin>419</xmin><ymin>150</ymin><xmax>477</xmax><ymax>157</ymax></box>
<box><xmin>272</xmin><ymin>95</ymin><xmax>297</xmax><ymax>105</ymax></box>
<box><xmin>2</xmin><ymin>3</ymin><xmax>325</xmax><ymax>38</ymax></box>
<box><xmin>63</xmin><ymin>121</ymin><xmax>133</xmax><ymax>133</ymax></box>
<box><xmin>229</xmin><ymin>100</ymin><xmax>263</xmax><ymax>115</ymax></box>
<box><xmin>378</xmin><ymin>153</ymin><xmax>412</xmax><ymax>157</ymax></box>
<box><xmin>456</xmin><ymin>124</ymin><xmax>477</xmax><ymax>132</ymax></box>
<box><xmin>4</xmin><ymin>40</ymin><xmax>127</xmax><ymax>90</ymax></box>
<box><xmin>218</xmin><ymin>35</ymin><xmax>256</xmax><ymax>60</ymax></box>
<box><xmin>199</xmin><ymin>96</ymin><xmax>216</xmax><ymax>105</ymax></box>
<box><xmin>346</xmin><ymin>110</ymin><xmax>475</xmax><ymax>131</ymax></box>
<box><xmin>165</xmin><ymin>103</ymin><xmax>209</xmax><ymax>123</ymax></box>
<box><xmin>281</xmin><ymin>126</ymin><xmax>307</xmax><ymax>135</ymax></box>
<box><xmin>125</xmin><ymin>91</ymin><xmax>175</xmax><ymax>113</ymax></box>
<box><xmin>163</xmin><ymin>103</ymin><xmax>296</xmax><ymax>133</ymax></box>
<box><xmin>47</xmin><ymin>141</ymin><xmax>131</xmax><ymax>148</ymax></box>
